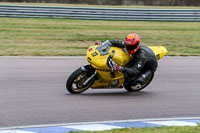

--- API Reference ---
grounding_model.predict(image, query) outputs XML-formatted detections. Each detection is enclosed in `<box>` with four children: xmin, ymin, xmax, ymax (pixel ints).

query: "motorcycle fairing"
<box><xmin>86</xmin><ymin>44</ymin><xmax>167</xmax><ymax>88</ymax></box>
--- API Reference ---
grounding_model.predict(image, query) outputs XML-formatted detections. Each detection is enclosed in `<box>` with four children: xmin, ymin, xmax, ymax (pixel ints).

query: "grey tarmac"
<box><xmin>0</xmin><ymin>56</ymin><xmax>200</xmax><ymax>127</ymax></box>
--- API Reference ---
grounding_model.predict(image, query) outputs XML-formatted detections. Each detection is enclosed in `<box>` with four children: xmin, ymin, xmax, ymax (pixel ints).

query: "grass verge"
<box><xmin>70</xmin><ymin>126</ymin><xmax>200</xmax><ymax>133</ymax></box>
<box><xmin>0</xmin><ymin>17</ymin><xmax>199</xmax><ymax>56</ymax></box>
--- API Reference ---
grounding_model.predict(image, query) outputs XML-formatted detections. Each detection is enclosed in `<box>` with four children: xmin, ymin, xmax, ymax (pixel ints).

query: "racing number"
<box><xmin>91</xmin><ymin>51</ymin><xmax>98</xmax><ymax>57</ymax></box>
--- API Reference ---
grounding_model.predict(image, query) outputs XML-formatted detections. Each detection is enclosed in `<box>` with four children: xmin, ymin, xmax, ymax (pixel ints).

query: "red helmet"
<box><xmin>124</xmin><ymin>33</ymin><xmax>140</xmax><ymax>54</ymax></box>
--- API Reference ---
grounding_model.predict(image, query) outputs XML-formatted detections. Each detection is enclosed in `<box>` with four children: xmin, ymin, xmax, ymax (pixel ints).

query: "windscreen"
<box><xmin>96</xmin><ymin>40</ymin><xmax>111</xmax><ymax>56</ymax></box>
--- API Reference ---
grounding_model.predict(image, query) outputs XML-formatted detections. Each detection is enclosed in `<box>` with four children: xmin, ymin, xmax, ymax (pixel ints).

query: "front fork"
<box><xmin>80</xmin><ymin>64</ymin><xmax>97</xmax><ymax>86</ymax></box>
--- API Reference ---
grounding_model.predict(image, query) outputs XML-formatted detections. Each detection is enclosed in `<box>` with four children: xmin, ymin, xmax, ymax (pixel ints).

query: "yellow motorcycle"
<box><xmin>66</xmin><ymin>41</ymin><xmax>167</xmax><ymax>94</ymax></box>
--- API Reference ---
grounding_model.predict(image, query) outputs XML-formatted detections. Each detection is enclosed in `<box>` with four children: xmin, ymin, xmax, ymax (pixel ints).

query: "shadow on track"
<box><xmin>66</xmin><ymin>90</ymin><xmax>155</xmax><ymax>98</ymax></box>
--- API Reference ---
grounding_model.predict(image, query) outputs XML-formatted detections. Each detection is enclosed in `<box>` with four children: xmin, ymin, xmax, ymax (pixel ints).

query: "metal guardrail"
<box><xmin>0</xmin><ymin>4</ymin><xmax>200</xmax><ymax>21</ymax></box>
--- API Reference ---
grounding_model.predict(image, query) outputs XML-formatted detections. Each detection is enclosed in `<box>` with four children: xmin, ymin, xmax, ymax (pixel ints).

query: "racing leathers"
<box><xmin>109</xmin><ymin>40</ymin><xmax>158</xmax><ymax>85</ymax></box>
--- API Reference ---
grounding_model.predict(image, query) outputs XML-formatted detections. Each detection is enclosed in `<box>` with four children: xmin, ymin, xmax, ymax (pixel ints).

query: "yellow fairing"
<box><xmin>86</xmin><ymin>45</ymin><xmax>167</xmax><ymax>88</ymax></box>
<box><xmin>86</xmin><ymin>45</ymin><xmax>132</xmax><ymax>88</ymax></box>
<box><xmin>86</xmin><ymin>46</ymin><xmax>133</xmax><ymax>68</ymax></box>
<box><xmin>91</xmin><ymin>70</ymin><xmax>124</xmax><ymax>88</ymax></box>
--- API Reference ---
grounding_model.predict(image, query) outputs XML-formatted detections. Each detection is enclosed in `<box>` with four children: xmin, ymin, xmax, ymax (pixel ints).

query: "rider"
<box><xmin>106</xmin><ymin>33</ymin><xmax>158</xmax><ymax>88</ymax></box>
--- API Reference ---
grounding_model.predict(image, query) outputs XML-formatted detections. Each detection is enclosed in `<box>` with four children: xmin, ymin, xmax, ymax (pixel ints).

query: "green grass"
<box><xmin>0</xmin><ymin>17</ymin><xmax>200</xmax><ymax>56</ymax></box>
<box><xmin>69</xmin><ymin>126</ymin><xmax>200</xmax><ymax>133</ymax></box>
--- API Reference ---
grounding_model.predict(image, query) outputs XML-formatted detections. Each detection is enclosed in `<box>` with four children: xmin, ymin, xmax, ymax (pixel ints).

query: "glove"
<box><xmin>95</xmin><ymin>42</ymin><xmax>101</xmax><ymax>45</ymax></box>
<box><xmin>107</xmin><ymin>56</ymin><xmax>123</xmax><ymax>72</ymax></box>
<box><xmin>112</xmin><ymin>64</ymin><xmax>123</xmax><ymax>72</ymax></box>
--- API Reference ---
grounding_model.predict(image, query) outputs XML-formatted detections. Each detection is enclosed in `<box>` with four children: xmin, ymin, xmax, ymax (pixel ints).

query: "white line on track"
<box><xmin>1</xmin><ymin>117</ymin><xmax>200</xmax><ymax>130</ymax></box>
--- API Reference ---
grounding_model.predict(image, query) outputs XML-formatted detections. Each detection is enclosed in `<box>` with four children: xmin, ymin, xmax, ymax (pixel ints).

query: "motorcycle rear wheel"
<box><xmin>124</xmin><ymin>74</ymin><xmax>154</xmax><ymax>92</ymax></box>
<box><xmin>66</xmin><ymin>68</ymin><xmax>95</xmax><ymax>94</ymax></box>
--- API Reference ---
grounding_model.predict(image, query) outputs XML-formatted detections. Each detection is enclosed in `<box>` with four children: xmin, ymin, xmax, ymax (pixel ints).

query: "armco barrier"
<box><xmin>0</xmin><ymin>4</ymin><xmax>200</xmax><ymax>21</ymax></box>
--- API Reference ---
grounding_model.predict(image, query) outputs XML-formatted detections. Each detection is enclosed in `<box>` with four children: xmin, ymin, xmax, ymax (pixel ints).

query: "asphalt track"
<box><xmin>0</xmin><ymin>56</ymin><xmax>200</xmax><ymax>128</ymax></box>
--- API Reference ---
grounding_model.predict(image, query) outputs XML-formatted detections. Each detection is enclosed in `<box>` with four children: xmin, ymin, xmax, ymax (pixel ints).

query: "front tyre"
<box><xmin>66</xmin><ymin>68</ymin><xmax>95</xmax><ymax>94</ymax></box>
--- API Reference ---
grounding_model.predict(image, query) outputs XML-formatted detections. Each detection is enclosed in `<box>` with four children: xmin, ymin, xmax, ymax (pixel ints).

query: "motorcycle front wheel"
<box><xmin>66</xmin><ymin>67</ymin><xmax>95</xmax><ymax>94</ymax></box>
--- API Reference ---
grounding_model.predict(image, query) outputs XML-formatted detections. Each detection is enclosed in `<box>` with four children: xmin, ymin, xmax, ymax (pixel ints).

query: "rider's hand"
<box><xmin>107</xmin><ymin>55</ymin><xmax>123</xmax><ymax>72</ymax></box>
<box><xmin>95</xmin><ymin>42</ymin><xmax>101</xmax><ymax>45</ymax></box>
<box><xmin>112</xmin><ymin>64</ymin><xmax>123</xmax><ymax>72</ymax></box>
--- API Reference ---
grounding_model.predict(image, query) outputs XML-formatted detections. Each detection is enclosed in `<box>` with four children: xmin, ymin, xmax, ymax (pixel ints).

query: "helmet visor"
<box><xmin>125</xmin><ymin>42</ymin><xmax>139</xmax><ymax>52</ymax></box>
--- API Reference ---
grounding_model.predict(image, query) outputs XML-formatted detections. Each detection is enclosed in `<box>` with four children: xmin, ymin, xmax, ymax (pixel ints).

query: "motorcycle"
<box><xmin>66</xmin><ymin>41</ymin><xmax>167</xmax><ymax>94</ymax></box>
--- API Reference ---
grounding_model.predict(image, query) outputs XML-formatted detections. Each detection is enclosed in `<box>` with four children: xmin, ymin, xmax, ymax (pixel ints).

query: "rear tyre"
<box><xmin>66</xmin><ymin>68</ymin><xmax>95</xmax><ymax>94</ymax></box>
<box><xmin>124</xmin><ymin>74</ymin><xmax>154</xmax><ymax>92</ymax></box>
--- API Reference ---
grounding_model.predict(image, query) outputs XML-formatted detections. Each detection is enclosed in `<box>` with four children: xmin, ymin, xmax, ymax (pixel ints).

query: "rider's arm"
<box><xmin>109</xmin><ymin>40</ymin><xmax>125</xmax><ymax>48</ymax></box>
<box><xmin>121</xmin><ymin>52</ymin><xmax>147</xmax><ymax>77</ymax></box>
